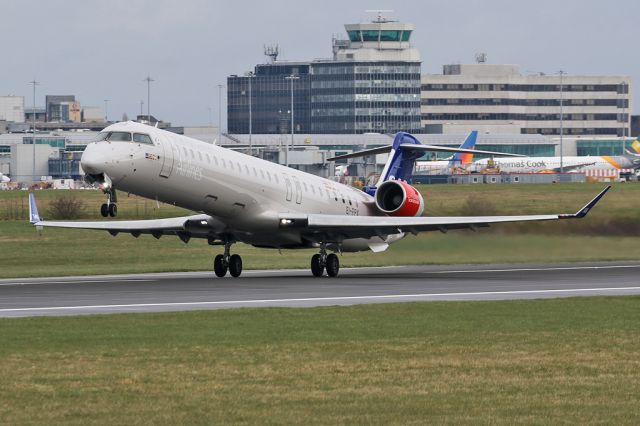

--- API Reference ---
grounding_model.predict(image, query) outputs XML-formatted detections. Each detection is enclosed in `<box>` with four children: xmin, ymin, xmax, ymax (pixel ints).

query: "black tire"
<box><xmin>229</xmin><ymin>254</ymin><xmax>242</xmax><ymax>278</ymax></box>
<box><xmin>108</xmin><ymin>203</ymin><xmax>117</xmax><ymax>217</ymax></box>
<box><xmin>311</xmin><ymin>254</ymin><xmax>324</xmax><ymax>277</ymax></box>
<box><xmin>100</xmin><ymin>203</ymin><xmax>109</xmax><ymax>217</ymax></box>
<box><xmin>326</xmin><ymin>253</ymin><xmax>340</xmax><ymax>277</ymax></box>
<box><xmin>214</xmin><ymin>254</ymin><xmax>227</xmax><ymax>277</ymax></box>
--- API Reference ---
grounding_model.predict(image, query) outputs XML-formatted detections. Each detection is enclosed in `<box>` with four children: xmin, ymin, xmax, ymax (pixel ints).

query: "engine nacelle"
<box><xmin>375</xmin><ymin>180</ymin><xmax>425</xmax><ymax>217</ymax></box>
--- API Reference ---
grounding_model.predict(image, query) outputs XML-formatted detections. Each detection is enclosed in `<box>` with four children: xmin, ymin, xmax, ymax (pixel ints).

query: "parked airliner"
<box><xmin>29</xmin><ymin>121</ymin><xmax>609</xmax><ymax>278</ymax></box>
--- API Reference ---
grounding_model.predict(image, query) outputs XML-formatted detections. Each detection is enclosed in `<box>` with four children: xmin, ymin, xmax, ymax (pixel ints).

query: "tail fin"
<box><xmin>448</xmin><ymin>131</ymin><xmax>478</xmax><ymax>168</ymax></box>
<box><xmin>632</xmin><ymin>139</ymin><xmax>640</xmax><ymax>154</ymax></box>
<box><xmin>28</xmin><ymin>193</ymin><xmax>41</xmax><ymax>224</ymax></box>
<box><xmin>376</xmin><ymin>132</ymin><xmax>424</xmax><ymax>186</ymax></box>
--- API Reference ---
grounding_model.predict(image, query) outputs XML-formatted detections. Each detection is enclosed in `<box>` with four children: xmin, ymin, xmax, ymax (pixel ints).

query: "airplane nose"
<box><xmin>80</xmin><ymin>143</ymin><xmax>103</xmax><ymax>175</ymax></box>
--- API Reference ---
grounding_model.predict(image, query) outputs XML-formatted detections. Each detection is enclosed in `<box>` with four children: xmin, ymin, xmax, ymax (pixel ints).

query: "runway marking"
<box><xmin>0</xmin><ymin>279</ymin><xmax>154</xmax><ymax>287</ymax></box>
<box><xmin>2</xmin><ymin>286</ymin><xmax>640</xmax><ymax>314</ymax></box>
<box><xmin>430</xmin><ymin>265</ymin><xmax>640</xmax><ymax>274</ymax></box>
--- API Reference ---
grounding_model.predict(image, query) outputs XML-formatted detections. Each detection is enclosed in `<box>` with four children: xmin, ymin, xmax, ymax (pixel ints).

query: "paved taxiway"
<box><xmin>1</xmin><ymin>262</ymin><xmax>639</xmax><ymax>317</ymax></box>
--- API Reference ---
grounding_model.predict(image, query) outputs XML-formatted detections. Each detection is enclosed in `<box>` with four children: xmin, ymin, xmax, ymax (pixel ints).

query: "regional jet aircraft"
<box><xmin>29</xmin><ymin>121</ymin><xmax>610</xmax><ymax>278</ymax></box>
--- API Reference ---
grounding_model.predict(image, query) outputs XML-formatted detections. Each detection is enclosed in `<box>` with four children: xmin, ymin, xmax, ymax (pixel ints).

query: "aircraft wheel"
<box><xmin>100</xmin><ymin>203</ymin><xmax>109</xmax><ymax>217</ymax></box>
<box><xmin>311</xmin><ymin>254</ymin><xmax>324</xmax><ymax>277</ymax></box>
<box><xmin>108</xmin><ymin>203</ymin><xmax>117</xmax><ymax>217</ymax></box>
<box><xmin>229</xmin><ymin>254</ymin><xmax>242</xmax><ymax>278</ymax></box>
<box><xmin>326</xmin><ymin>253</ymin><xmax>340</xmax><ymax>277</ymax></box>
<box><xmin>214</xmin><ymin>254</ymin><xmax>228</xmax><ymax>277</ymax></box>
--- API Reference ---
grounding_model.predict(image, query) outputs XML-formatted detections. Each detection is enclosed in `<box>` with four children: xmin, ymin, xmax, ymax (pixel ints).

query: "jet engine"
<box><xmin>375</xmin><ymin>180</ymin><xmax>425</xmax><ymax>217</ymax></box>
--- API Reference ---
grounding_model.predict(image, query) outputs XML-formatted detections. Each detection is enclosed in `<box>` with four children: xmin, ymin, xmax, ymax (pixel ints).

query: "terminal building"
<box><xmin>421</xmin><ymin>59</ymin><xmax>631</xmax><ymax>137</ymax></box>
<box><xmin>227</xmin><ymin>15</ymin><xmax>422</xmax><ymax>135</ymax></box>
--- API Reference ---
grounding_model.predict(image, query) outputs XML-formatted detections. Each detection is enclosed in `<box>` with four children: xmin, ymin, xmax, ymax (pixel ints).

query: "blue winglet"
<box><xmin>28</xmin><ymin>193</ymin><xmax>41</xmax><ymax>224</ymax></box>
<box><xmin>559</xmin><ymin>186</ymin><xmax>611</xmax><ymax>219</ymax></box>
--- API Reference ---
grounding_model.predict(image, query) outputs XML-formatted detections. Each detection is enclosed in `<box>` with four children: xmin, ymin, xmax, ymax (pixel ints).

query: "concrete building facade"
<box><xmin>0</xmin><ymin>96</ymin><xmax>25</xmax><ymax>123</ymax></box>
<box><xmin>421</xmin><ymin>63</ymin><xmax>631</xmax><ymax>137</ymax></box>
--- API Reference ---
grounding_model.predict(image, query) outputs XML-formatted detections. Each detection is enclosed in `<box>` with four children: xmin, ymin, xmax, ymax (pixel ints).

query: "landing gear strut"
<box><xmin>100</xmin><ymin>188</ymin><xmax>118</xmax><ymax>218</ymax></box>
<box><xmin>214</xmin><ymin>241</ymin><xmax>243</xmax><ymax>278</ymax></box>
<box><xmin>310</xmin><ymin>244</ymin><xmax>340</xmax><ymax>277</ymax></box>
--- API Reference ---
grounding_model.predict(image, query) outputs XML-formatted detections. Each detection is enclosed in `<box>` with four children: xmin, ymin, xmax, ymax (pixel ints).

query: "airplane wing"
<box><xmin>280</xmin><ymin>186</ymin><xmax>611</xmax><ymax>241</ymax></box>
<box><xmin>548</xmin><ymin>161</ymin><xmax>596</xmax><ymax>172</ymax></box>
<box><xmin>28</xmin><ymin>193</ymin><xmax>223</xmax><ymax>242</ymax></box>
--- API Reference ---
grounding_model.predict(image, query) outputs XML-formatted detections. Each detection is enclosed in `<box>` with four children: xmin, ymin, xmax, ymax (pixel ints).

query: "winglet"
<box><xmin>559</xmin><ymin>186</ymin><xmax>611</xmax><ymax>219</ymax></box>
<box><xmin>28</xmin><ymin>193</ymin><xmax>41</xmax><ymax>224</ymax></box>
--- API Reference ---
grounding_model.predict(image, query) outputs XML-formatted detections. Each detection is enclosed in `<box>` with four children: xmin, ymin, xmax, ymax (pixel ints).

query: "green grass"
<box><xmin>1</xmin><ymin>297</ymin><xmax>639</xmax><ymax>424</ymax></box>
<box><xmin>1</xmin><ymin>183</ymin><xmax>639</xmax><ymax>278</ymax></box>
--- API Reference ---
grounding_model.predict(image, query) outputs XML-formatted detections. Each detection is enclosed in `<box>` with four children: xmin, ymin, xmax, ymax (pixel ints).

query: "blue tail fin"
<box><xmin>376</xmin><ymin>132</ymin><xmax>424</xmax><ymax>186</ymax></box>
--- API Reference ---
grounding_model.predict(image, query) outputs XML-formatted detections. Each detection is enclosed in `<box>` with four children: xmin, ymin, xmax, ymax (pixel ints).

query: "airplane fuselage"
<box><xmin>470</xmin><ymin>156</ymin><xmax>635</xmax><ymax>174</ymax></box>
<box><xmin>81</xmin><ymin>122</ymin><xmax>400</xmax><ymax>251</ymax></box>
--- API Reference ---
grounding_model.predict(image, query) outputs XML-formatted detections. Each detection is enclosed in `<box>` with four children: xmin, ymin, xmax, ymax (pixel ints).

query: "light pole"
<box><xmin>284</xmin><ymin>74</ymin><xmax>299</xmax><ymax>167</ymax></box>
<box><xmin>140</xmin><ymin>100</ymin><xmax>144</xmax><ymax>117</ymax></box>
<box><xmin>217</xmin><ymin>84</ymin><xmax>224</xmax><ymax>144</ymax></box>
<box><xmin>246</xmin><ymin>71</ymin><xmax>256</xmax><ymax>156</ymax></box>
<box><xmin>29</xmin><ymin>79</ymin><xmax>40</xmax><ymax>183</ymax></box>
<box><xmin>104</xmin><ymin>99</ymin><xmax>109</xmax><ymax>122</ymax></box>
<box><xmin>144</xmin><ymin>75</ymin><xmax>154</xmax><ymax>123</ymax></box>
<box><xmin>558</xmin><ymin>70</ymin><xmax>565</xmax><ymax>173</ymax></box>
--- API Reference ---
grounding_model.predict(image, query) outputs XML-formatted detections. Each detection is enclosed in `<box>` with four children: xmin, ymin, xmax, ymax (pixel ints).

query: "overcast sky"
<box><xmin>1</xmin><ymin>0</ymin><xmax>637</xmax><ymax>127</ymax></box>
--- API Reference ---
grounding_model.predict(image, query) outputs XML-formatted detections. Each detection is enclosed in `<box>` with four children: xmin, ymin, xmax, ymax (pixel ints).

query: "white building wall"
<box><xmin>421</xmin><ymin>64</ymin><xmax>631</xmax><ymax>136</ymax></box>
<box><xmin>0</xmin><ymin>96</ymin><xmax>25</xmax><ymax>122</ymax></box>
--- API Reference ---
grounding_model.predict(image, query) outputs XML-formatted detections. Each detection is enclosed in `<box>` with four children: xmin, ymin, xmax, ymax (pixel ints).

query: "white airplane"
<box><xmin>28</xmin><ymin>121</ymin><xmax>610</xmax><ymax>278</ymax></box>
<box><xmin>0</xmin><ymin>173</ymin><xmax>8</xmax><ymax>183</ymax></box>
<box><xmin>470</xmin><ymin>141</ymin><xmax>640</xmax><ymax>174</ymax></box>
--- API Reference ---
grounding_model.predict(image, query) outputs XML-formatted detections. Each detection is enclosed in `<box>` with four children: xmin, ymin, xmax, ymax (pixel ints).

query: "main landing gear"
<box><xmin>100</xmin><ymin>188</ymin><xmax>118</xmax><ymax>217</ymax></box>
<box><xmin>214</xmin><ymin>241</ymin><xmax>243</xmax><ymax>278</ymax></box>
<box><xmin>310</xmin><ymin>244</ymin><xmax>339</xmax><ymax>277</ymax></box>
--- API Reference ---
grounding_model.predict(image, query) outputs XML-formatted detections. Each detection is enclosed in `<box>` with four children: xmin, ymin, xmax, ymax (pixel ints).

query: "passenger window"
<box><xmin>183</xmin><ymin>147</ymin><xmax>188</xmax><ymax>156</ymax></box>
<box><xmin>133</xmin><ymin>133</ymin><xmax>153</xmax><ymax>144</ymax></box>
<box><xmin>198</xmin><ymin>152</ymin><xmax>203</xmax><ymax>161</ymax></box>
<box><xmin>190</xmin><ymin>149</ymin><xmax>194</xmax><ymax>158</ymax></box>
<box><xmin>267</xmin><ymin>172</ymin><xmax>271</xmax><ymax>182</ymax></box>
<box><xmin>260</xmin><ymin>170</ymin><xmax>265</xmax><ymax>179</ymax></box>
<box><xmin>229</xmin><ymin>161</ymin><xmax>234</xmax><ymax>171</ymax></box>
<box><xmin>253</xmin><ymin>168</ymin><xmax>257</xmax><ymax>176</ymax></box>
<box><xmin>274</xmin><ymin>175</ymin><xmax>279</xmax><ymax>184</ymax></box>
<box><xmin>206</xmin><ymin>154</ymin><xmax>210</xmax><ymax>163</ymax></box>
<box><xmin>237</xmin><ymin>162</ymin><xmax>242</xmax><ymax>171</ymax></box>
<box><xmin>303</xmin><ymin>182</ymin><xmax>308</xmax><ymax>192</ymax></box>
<box><xmin>245</xmin><ymin>165</ymin><xmax>250</xmax><ymax>174</ymax></box>
<box><xmin>311</xmin><ymin>185</ymin><xmax>315</xmax><ymax>195</ymax></box>
<box><xmin>222</xmin><ymin>158</ymin><xmax>226</xmax><ymax>168</ymax></box>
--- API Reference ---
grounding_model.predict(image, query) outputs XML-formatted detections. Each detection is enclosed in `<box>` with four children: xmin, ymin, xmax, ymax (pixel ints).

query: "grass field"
<box><xmin>1</xmin><ymin>297</ymin><xmax>639</xmax><ymax>424</ymax></box>
<box><xmin>1</xmin><ymin>183</ymin><xmax>639</xmax><ymax>278</ymax></box>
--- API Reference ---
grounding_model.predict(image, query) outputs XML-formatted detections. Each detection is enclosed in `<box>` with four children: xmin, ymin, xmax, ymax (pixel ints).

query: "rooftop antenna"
<box><xmin>264</xmin><ymin>44</ymin><xmax>279</xmax><ymax>63</ymax></box>
<box><xmin>365</xmin><ymin>9</ymin><xmax>394</xmax><ymax>23</ymax></box>
<box><xmin>475</xmin><ymin>52</ymin><xmax>487</xmax><ymax>64</ymax></box>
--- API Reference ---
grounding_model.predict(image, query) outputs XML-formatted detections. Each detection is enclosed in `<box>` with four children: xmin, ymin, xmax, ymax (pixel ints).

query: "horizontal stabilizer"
<box><xmin>328</xmin><ymin>144</ymin><xmax>525</xmax><ymax>161</ymax></box>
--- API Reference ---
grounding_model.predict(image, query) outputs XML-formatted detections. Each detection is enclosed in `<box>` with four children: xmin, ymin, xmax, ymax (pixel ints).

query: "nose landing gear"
<box><xmin>310</xmin><ymin>244</ymin><xmax>340</xmax><ymax>277</ymax></box>
<box><xmin>214</xmin><ymin>241</ymin><xmax>243</xmax><ymax>278</ymax></box>
<box><xmin>100</xmin><ymin>188</ymin><xmax>118</xmax><ymax>217</ymax></box>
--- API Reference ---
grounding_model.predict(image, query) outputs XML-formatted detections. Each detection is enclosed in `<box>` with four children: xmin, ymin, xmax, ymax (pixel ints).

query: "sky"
<box><xmin>1</xmin><ymin>0</ymin><xmax>637</xmax><ymax>127</ymax></box>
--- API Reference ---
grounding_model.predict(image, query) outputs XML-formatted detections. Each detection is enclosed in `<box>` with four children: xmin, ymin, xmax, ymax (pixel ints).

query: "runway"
<box><xmin>1</xmin><ymin>262</ymin><xmax>639</xmax><ymax>317</ymax></box>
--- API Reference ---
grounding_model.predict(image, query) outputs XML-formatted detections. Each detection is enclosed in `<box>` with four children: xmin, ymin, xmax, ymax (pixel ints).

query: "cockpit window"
<box><xmin>133</xmin><ymin>133</ymin><xmax>153</xmax><ymax>144</ymax></box>
<box><xmin>108</xmin><ymin>132</ymin><xmax>132</xmax><ymax>142</ymax></box>
<box><xmin>97</xmin><ymin>131</ymin><xmax>132</xmax><ymax>142</ymax></box>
